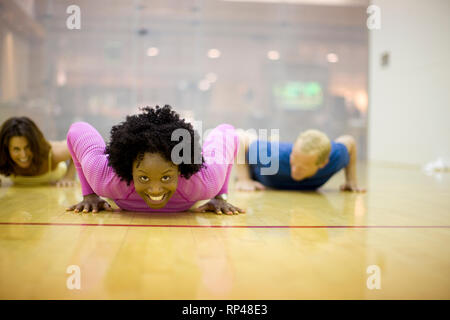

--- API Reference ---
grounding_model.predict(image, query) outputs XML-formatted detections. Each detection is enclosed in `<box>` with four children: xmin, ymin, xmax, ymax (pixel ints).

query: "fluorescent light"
<box><xmin>57</xmin><ymin>69</ymin><xmax>67</xmax><ymax>87</ymax></box>
<box><xmin>327</xmin><ymin>53</ymin><xmax>339</xmax><ymax>63</ymax></box>
<box><xmin>147</xmin><ymin>47</ymin><xmax>159</xmax><ymax>57</ymax></box>
<box><xmin>207</xmin><ymin>49</ymin><xmax>221</xmax><ymax>59</ymax></box>
<box><xmin>267</xmin><ymin>50</ymin><xmax>280</xmax><ymax>60</ymax></box>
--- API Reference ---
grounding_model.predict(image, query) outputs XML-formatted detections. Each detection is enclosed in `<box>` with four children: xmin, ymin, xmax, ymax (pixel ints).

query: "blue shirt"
<box><xmin>247</xmin><ymin>140</ymin><xmax>349</xmax><ymax>190</ymax></box>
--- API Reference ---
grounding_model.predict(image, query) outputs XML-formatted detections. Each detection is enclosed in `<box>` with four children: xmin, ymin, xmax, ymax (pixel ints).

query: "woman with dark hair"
<box><xmin>0</xmin><ymin>117</ymin><xmax>76</xmax><ymax>186</ymax></box>
<box><xmin>65</xmin><ymin>105</ymin><xmax>245</xmax><ymax>214</ymax></box>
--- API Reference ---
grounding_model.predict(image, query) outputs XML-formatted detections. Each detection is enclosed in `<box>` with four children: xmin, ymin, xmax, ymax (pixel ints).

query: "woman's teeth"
<box><xmin>148</xmin><ymin>194</ymin><xmax>165</xmax><ymax>201</ymax></box>
<box><xmin>19</xmin><ymin>158</ymin><xmax>29</xmax><ymax>163</ymax></box>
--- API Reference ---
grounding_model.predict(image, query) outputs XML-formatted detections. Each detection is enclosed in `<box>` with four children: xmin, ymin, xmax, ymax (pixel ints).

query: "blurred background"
<box><xmin>0</xmin><ymin>0</ymin><xmax>369</xmax><ymax>158</ymax></box>
<box><xmin>1</xmin><ymin>0</ymin><xmax>449</xmax><ymax>164</ymax></box>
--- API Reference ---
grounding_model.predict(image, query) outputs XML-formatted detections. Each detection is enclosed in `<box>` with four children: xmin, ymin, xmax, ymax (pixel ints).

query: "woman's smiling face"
<box><xmin>8</xmin><ymin>136</ymin><xmax>33</xmax><ymax>169</ymax></box>
<box><xmin>132</xmin><ymin>152</ymin><xmax>179</xmax><ymax>209</ymax></box>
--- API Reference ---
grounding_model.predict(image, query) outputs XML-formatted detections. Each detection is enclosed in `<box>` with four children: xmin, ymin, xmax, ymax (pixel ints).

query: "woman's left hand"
<box><xmin>192</xmin><ymin>198</ymin><xmax>246</xmax><ymax>215</ymax></box>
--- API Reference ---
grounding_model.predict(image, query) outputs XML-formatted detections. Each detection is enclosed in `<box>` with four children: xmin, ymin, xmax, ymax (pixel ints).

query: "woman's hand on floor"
<box><xmin>66</xmin><ymin>193</ymin><xmax>113</xmax><ymax>213</ymax></box>
<box><xmin>192</xmin><ymin>198</ymin><xmax>246</xmax><ymax>215</ymax></box>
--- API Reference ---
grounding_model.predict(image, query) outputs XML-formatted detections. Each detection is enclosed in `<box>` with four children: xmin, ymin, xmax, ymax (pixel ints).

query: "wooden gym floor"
<box><xmin>0</xmin><ymin>163</ymin><xmax>449</xmax><ymax>299</ymax></box>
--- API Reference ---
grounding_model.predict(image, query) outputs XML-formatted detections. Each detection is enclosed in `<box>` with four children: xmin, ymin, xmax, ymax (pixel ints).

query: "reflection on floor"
<box><xmin>0</xmin><ymin>163</ymin><xmax>449</xmax><ymax>299</ymax></box>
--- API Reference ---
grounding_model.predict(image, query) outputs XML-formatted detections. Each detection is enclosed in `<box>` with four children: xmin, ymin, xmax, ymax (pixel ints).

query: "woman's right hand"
<box><xmin>66</xmin><ymin>193</ymin><xmax>113</xmax><ymax>213</ymax></box>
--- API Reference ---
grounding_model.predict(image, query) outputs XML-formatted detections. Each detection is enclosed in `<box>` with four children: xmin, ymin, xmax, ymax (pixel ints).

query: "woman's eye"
<box><xmin>139</xmin><ymin>176</ymin><xmax>149</xmax><ymax>182</ymax></box>
<box><xmin>161</xmin><ymin>176</ymin><xmax>171</xmax><ymax>182</ymax></box>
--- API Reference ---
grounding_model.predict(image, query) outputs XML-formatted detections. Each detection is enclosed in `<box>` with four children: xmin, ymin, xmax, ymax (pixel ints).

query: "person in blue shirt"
<box><xmin>235</xmin><ymin>129</ymin><xmax>365</xmax><ymax>192</ymax></box>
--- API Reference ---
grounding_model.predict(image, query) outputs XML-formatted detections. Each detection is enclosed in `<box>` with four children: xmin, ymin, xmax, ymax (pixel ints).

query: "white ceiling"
<box><xmin>222</xmin><ymin>0</ymin><xmax>369</xmax><ymax>6</ymax></box>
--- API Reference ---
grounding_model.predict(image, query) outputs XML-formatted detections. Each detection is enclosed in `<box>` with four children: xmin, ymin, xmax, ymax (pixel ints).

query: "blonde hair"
<box><xmin>294</xmin><ymin>129</ymin><xmax>331</xmax><ymax>165</ymax></box>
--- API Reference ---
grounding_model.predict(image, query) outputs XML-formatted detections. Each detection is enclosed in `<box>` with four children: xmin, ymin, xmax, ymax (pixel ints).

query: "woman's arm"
<box><xmin>50</xmin><ymin>140</ymin><xmax>76</xmax><ymax>186</ymax></box>
<box><xmin>183</xmin><ymin>124</ymin><xmax>245</xmax><ymax>215</ymax></box>
<box><xmin>50</xmin><ymin>140</ymin><xmax>72</xmax><ymax>164</ymax></box>
<box><xmin>66</xmin><ymin>122</ymin><xmax>126</xmax><ymax>204</ymax></box>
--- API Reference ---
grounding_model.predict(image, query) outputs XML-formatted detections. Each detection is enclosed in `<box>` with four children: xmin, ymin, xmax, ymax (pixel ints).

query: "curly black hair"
<box><xmin>105</xmin><ymin>105</ymin><xmax>204</xmax><ymax>185</ymax></box>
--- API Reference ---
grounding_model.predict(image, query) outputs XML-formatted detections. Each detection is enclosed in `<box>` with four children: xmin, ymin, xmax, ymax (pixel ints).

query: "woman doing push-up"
<box><xmin>66</xmin><ymin>105</ymin><xmax>244</xmax><ymax>215</ymax></box>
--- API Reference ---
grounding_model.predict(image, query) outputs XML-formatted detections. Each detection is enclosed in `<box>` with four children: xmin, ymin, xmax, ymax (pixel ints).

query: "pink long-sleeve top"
<box><xmin>67</xmin><ymin>122</ymin><xmax>239</xmax><ymax>212</ymax></box>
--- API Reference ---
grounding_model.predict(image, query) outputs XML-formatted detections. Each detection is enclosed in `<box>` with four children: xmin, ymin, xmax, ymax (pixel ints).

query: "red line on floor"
<box><xmin>0</xmin><ymin>222</ymin><xmax>449</xmax><ymax>228</ymax></box>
